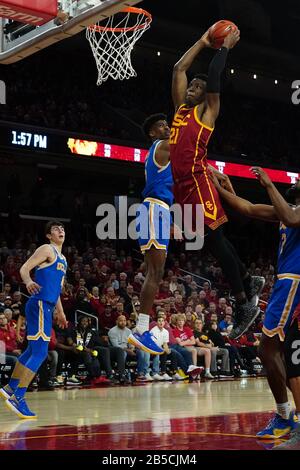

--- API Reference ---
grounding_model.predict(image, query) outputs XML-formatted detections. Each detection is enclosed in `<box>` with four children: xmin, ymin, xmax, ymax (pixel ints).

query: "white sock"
<box><xmin>205</xmin><ymin>368</ymin><xmax>210</xmax><ymax>374</ymax></box>
<box><xmin>276</xmin><ymin>402</ymin><xmax>291</xmax><ymax>420</ymax></box>
<box><xmin>136</xmin><ymin>313</ymin><xmax>149</xmax><ymax>334</ymax></box>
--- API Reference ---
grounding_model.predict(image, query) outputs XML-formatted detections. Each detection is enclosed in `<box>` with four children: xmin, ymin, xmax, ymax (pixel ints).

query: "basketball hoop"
<box><xmin>86</xmin><ymin>7</ymin><xmax>152</xmax><ymax>86</ymax></box>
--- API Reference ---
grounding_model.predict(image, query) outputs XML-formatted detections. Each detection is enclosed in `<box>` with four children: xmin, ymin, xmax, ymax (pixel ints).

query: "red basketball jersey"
<box><xmin>169</xmin><ymin>104</ymin><xmax>214</xmax><ymax>182</ymax></box>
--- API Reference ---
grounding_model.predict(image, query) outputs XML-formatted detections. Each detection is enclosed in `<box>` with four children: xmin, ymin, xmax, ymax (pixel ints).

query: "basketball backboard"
<box><xmin>0</xmin><ymin>0</ymin><xmax>143</xmax><ymax>64</ymax></box>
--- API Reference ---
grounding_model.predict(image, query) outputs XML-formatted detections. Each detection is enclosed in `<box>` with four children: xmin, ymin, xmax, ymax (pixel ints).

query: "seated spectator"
<box><xmin>4</xmin><ymin>308</ymin><xmax>17</xmax><ymax>329</ymax></box>
<box><xmin>185</xmin><ymin>310</ymin><xmax>197</xmax><ymax>329</ymax></box>
<box><xmin>188</xmin><ymin>291</ymin><xmax>199</xmax><ymax>309</ymax></box>
<box><xmin>108</xmin><ymin>315</ymin><xmax>151</xmax><ymax>382</ymax></box>
<box><xmin>217</xmin><ymin>297</ymin><xmax>229</xmax><ymax>317</ymax></box>
<box><xmin>108</xmin><ymin>314</ymin><xmax>136</xmax><ymax>362</ymax></box>
<box><xmin>150</xmin><ymin>317</ymin><xmax>179</xmax><ymax>381</ymax></box>
<box><xmin>105</xmin><ymin>286</ymin><xmax>120</xmax><ymax>308</ymax></box>
<box><xmin>112</xmin><ymin>300</ymin><xmax>124</xmax><ymax>317</ymax></box>
<box><xmin>0</xmin><ymin>292</ymin><xmax>6</xmax><ymax>311</ymax></box>
<box><xmin>169</xmin><ymin>313</ymin><xmax>178</xmax><ymax>329</ymax></box>
<box><xmin>94</xmin><ymin>333</ymin><xmax>130</xmax><ymax>385</ymax></box>
<box><xmin>227</xmin><ymin>332</ymin><xmax>258</xmax><ymax>375</ymax></box>
<box><xmin>206</xmin><ymin>320</ymin><xmax>242</xmax><ymax>375</ymax></box>
<box><xmin>194</xmin><ymin>304</ymin><xmax>205</xmax><ymax>321</ymax></box>
<box><xmin>198</xmin><ymin>290</ymin><xmax>209</xmax><ymax>309</ymax></box>
<box><xmin>3</xmin><ymin>296</ymin><xmax>13</xmax><ymax>311</ymax></box>
<box><xmin>127</xmin><ymin>314</ymin><xmax>137</xmax><ymax>330</ymax></box>
<box><xmin>194</xmin><ymin>319</ymin><xmax>231</xmax><ymax>377</ymax></box>
<box><xmin>207</xmin><ymin>302</ymin><xmax>217</xmax><ymax>319</ymax></box>
<box><xmin>55</xmin><ymin>325</ymin><xmax>82</xmax><ymax>385</ymax></box>
<box><xmin>219</xmin><ymin>309</ymin><xmax>234</xmax><ymax>332</ymax></box>
<box><xmin>152</xmin><ymin>311</ymin><xmax>193</xmax><ymax>378</ymax></box>
<box><xmin>169</xmin><ymin>275</ymin><xmax>180</xmax><ymax>294</ymax></box>
<box><xmin>3</xmin><ymin>283</ymin><xmax>12</xmax><ymax>297</ymax></box>
<box><xmin>0</xmin><ymin>312</ymin><xmax>21</xmax><ymax>357</ymax></box>
<box><xmin>66</xmin><ymin>316</ymin><xmax>104</xmax><ymax>385</ymax></box>
<box><xmin>71</xmin><ymin>288</ymin><xmax>95</xmax><ymax>323</ymax></box>
<box><xmin>100</xmin><ymin>304</ymin><xmax>118</xmax><ymax>334</ymax></box>
<box><xmin>173</xmin><ymin>314</ymin><xmax>198</xmax><ymax>366</ymax></box>
<box><xmin>109</xmin><ymin>273</ymin><xmax>120</xmax><ymax>291</ymax></box>
<box><xmin>206</xmin><ymin>288</ymin><xmax>219</xmax><ymax>304</ymax></box>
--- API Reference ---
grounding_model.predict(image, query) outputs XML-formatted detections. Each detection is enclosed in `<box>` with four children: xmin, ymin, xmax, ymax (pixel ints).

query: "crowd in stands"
<box><xmin>0</xmin><ymin>238</ymin><xmax>275</xmax><ymax>389</ymax></box>
<box><xmin>1</xmin><ymin>49</ymin><xmax>300</xmax><ymax>167</ymax></box>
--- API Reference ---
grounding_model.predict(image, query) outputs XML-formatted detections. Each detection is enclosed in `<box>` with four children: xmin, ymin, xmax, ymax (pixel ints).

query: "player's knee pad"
<box><xmin>284</xmin><ymin>320</ymin><xmax>300</xmax><ymax>379</ymax></box>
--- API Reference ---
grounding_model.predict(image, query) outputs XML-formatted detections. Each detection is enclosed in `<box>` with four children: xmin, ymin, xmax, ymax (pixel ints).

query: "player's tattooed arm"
<box><xmin>252</xmin><ymin>167</ymin><xmax>300</xmax><ymax>227</ymax></box>
<box><xmin>20</xmin><ymin>244</ymin><xmax>54</xmax><ymax>295</ymax></box>
<box><xmin>172</xmin><ymin>30</ymin><xmax>211</xmax><ymax>109</ymax></box>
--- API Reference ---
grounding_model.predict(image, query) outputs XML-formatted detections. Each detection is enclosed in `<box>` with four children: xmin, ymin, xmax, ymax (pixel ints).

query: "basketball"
<box><xmin>209</xmin><ymin>20</ymin><xmax>238</xmax><ymax>49</ymax></box>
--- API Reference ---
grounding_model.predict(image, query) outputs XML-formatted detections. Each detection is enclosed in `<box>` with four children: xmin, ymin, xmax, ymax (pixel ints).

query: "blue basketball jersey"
<box><xmin>278</xmin><ymin>220</ymin><xmax>300</xmax><ymax>275</ymax></box>
<box><xmin>33</xmin><ymin>245</ymin><xmax>67</xmax><ymax>305</ymax></box>
<box><xmin>142</xmin><ymin>140</ymin><xmax>174</xmax><ymax>207</ymax></box>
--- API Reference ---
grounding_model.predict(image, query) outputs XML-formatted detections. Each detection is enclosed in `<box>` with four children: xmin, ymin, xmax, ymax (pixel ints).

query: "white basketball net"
<box><xmin>86</xmin><ymin>8</ymin><xmax>152</xmax><ymax>86</ymax></box>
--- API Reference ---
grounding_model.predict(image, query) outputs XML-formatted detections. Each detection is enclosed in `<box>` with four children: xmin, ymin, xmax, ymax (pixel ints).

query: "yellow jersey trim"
<box><xmin>194</xmin><ymin>106</ymin><xmax>214</xmax><ymax>131</ymax></box>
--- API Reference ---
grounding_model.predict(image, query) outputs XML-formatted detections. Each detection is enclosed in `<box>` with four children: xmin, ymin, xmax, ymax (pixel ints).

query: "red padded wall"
<box><xmin>0</xmin><ymin>1</ymin><xmax>57</xmax><ymax>25</ymax></box>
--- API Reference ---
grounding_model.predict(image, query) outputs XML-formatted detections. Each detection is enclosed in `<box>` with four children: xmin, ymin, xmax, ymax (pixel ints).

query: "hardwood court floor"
<box><xmin>0</xmin><ymin>377</ymin><xmax>292</xmax><ymax>450</ymax></box>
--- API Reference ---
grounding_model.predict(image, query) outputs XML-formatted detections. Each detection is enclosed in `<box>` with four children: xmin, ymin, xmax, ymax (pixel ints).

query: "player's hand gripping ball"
<box><xmin>209</xmin><ymin>20</ymin><xmax>238</xmax><ymax>49</ymax></box>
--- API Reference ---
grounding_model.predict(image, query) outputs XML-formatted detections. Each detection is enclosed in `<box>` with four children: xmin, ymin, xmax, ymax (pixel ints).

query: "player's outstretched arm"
<box><xmin>204</xmin><ymin>30</ymin><xmax>240</xmax><ymax>126</ymax></box>
<box><xmin>211</xmin><ymin>172</ymin><xmax>278</xmax><ymax>222</ymax></box>
<box><xmin>208</xmin><ymin>164</ymin><xmax>236</xmax><ymax>194</ymax></box>
<box><xmin>20</xmin><ymin>244</ymin><xmax>53</xmax><ymax>295</ymax></box>
<box><xmin>251</xmin><ymin>167</ymin><xmax>300</xmax><ymax>227</ymax></box>
<box><xmin>172</xmin><ymin>30</ymin><xmax>212</xmax><ymax>109</ymax></box>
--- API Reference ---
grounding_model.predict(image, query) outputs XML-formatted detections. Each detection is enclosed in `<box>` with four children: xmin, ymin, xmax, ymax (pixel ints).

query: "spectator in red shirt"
<box><xmin>100</xmin><ymin>304</ymin><xmax>118</xmax><ymax>334</ymax></box>
<box><xmin>206</xmin><ymin>288</ymin><xmax>219</xmax><ymax>304</ymax></box>
<box><xmin>61</xmin><ymin>283</ymin><xmax>75</xmax><ymax>318</ymax></box>
<box><xmin>157</xmin><ymin>280</ymin><xmax>171</xmax><ymax>300</ymax></box>
<box><xmin>98</xmin><ymin>264</ymin><xmax>110</xmax><ymax>288</ymax></box>
<box><xmin>173</xmin><ymin>314</ymin><xmax>198</xmax><ymax>365</ymax></box>
<box><xmin>0</xmin><ymin>312</ymin><xmax>21</xmax><ymax>356</ymax></box>
<box><xmin>90</xmin><ymin>286</ymin><xmax>101</xmax><ymax>311</ymax></box>
<box><xmin>4</xmin><ymin>308</ymin><xmax>17</xmax><ymax>329</ymax></box>
<box><xmin>123</xmin><ymin>255</ymin><xmax>133</xmax><ymax>274</ymax></box>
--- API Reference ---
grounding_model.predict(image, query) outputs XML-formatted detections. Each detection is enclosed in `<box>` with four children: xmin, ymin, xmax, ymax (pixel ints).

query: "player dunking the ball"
<box><xmin>129</xmin><ymin>113</ymin><xmax>233</xmax><ymax>358</ymax></box>
<box><xmin>169</xmin><ymin>26</ymin><xmax>264</xmax><ymax>339</ymax></box>
<box><xmin>0</xmin><ymin>221</ymin><xmax>67</xmax><ymax>418</ymax></box>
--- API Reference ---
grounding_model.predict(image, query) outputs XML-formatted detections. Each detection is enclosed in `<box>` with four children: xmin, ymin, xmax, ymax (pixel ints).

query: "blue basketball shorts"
<box><xmin>137</xmin><ymin>197</ymin><xmax>171</xmax><ymax>254</ymax></box>
<box><xmin>263</xmin><ymin>274</ymin><xmax>300</xmax><ymax>341</ymax></box>
<box><xmin>25</xmin><ymin>297</ymin><xmax>55</xmax><ymax>342</ymax></box>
